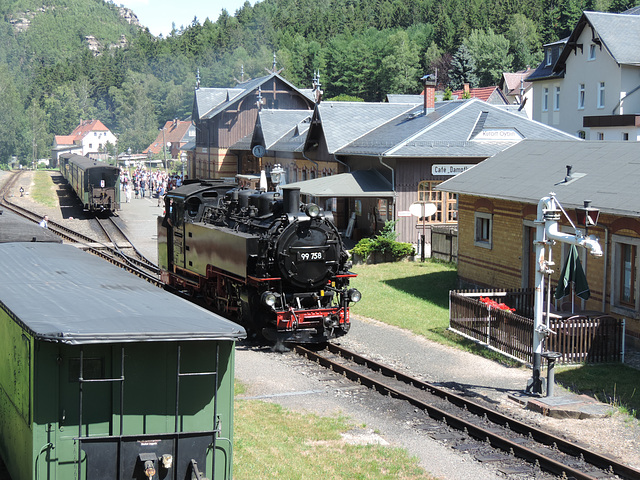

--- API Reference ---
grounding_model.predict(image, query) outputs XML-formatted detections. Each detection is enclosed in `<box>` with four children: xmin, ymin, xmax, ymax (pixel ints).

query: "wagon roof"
<box><xmin>63</xmin><ymin>154</ymin><xmax>118</xmax><ymax>171</ymax></box>
<box><xmin>0</xmin><ymin>243</ymin><xmax>246</xmax><ymax>344</ymax></box>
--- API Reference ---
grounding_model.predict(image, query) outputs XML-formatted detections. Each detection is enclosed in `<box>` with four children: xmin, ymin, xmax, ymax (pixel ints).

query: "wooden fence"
<box><xmin>431</xmin><ymin>226</ymin><xmax>457</xmax><ymax>263</ymax></box>
<box><xmin>449</xmin><ymin>291</ymin><xmax>625</xmax><ymax>365</ymax></box>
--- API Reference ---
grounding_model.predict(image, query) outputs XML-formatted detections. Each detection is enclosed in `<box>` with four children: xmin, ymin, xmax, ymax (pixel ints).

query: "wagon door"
<box><xmin>55</xmin><ymin>345</ymin><xmax>115</xmax><ymax>480</ymax></box>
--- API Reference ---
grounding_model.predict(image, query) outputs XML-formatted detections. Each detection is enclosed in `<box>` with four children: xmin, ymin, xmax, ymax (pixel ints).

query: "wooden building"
<box><xmin>190</xmin><ymin>73</ymin><xmax>315</xmax><ymax>180</ymax></box>
<box><xmin>334</xmin><ymin>98</ymin><xmax>574</xmax><ymax>249</ymax></box>
<box><xmin>438</xmin><ymin>139</ymin><xmax>640</xmax><ymax>347</ymax></box>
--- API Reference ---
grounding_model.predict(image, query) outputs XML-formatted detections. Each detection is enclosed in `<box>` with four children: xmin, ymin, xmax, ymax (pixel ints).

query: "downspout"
<box><xmin>333</xmin><ymin>155</ymin><xmax>351</xmax><ymax>172</ymax></box>
<box><xmin>378</xmin><ymin>155</ymin><xmax>396</xmax><ymax>223</ymax></box>
<box><xmin>612</xmin><ymin>84</ymin><xmax>640</xmax><ymax>115</ymax></box>
<box><xmin>602</xmin><ymin>226</ymin><xmax>609</xmax><ymax>312</ymax></box>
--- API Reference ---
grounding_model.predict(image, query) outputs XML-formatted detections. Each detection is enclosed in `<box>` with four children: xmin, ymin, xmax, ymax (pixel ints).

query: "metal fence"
<box><xmin>449</xmin><ymin>291</ymin><xmax>625</xmax><ymax>365</ymax></box>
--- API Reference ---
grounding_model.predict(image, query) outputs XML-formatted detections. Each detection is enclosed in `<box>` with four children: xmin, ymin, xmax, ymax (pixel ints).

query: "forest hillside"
<box><xmin>0</xmin><ymin>0</ymin><xmax>636</xmax><ymax>164</ymax></box>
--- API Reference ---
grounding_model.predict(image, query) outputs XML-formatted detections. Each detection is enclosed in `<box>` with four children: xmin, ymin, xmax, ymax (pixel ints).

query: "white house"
<box><xmin>528</xmin><ymin>11</ymin><xmax>640</xmax><ymax>140</ymax></box>
<box><xmin>52</xmin><ymin>119</ymin><xmax>117</xmax><ymax>161</ymax></box>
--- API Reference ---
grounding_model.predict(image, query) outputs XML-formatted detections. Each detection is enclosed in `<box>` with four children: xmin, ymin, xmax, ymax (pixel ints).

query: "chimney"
<box><xmin>421</xmin><ymin>82</ymin><xmax>436</xmax><ymax>116</ymax></box>
<box><xmin>463</xmin><ymin>83</ymin><xmax>470</xmax><ymax>96</ymax></box>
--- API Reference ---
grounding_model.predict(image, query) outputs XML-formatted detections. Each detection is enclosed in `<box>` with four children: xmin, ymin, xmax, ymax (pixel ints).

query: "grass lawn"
<box><xmin>349</xmin><ymin>260</ymin><xmax>640</xmax><ymax>419</ymax></box>
<box><xmin>233</xmin><ymin>399</ymin><xmax>436</xmax><ymax>480</ymax></box>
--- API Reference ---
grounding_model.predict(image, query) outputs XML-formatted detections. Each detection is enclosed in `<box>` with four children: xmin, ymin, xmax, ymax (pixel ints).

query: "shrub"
<box><xmin>351</xmin><ymin>221</ymin><xmax>415</xmax><ymax>262</ymax></box>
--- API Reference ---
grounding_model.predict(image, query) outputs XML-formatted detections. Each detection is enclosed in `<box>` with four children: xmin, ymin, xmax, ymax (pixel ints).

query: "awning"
<box><xmin>285</xmin><ymin>170</ymin><xmax>395</xmax><ymax>198</ymax></box>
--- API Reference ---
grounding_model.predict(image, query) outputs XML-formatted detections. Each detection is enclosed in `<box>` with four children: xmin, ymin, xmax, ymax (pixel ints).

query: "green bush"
<box><xmin>351</xmin><ymin>221</ymin><xmax>415</xmax><ymax>261</ymax></box>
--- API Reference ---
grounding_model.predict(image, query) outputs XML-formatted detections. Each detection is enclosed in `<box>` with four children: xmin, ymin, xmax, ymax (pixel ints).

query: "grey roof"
<box><xmin>436</xmin><ymin>139</ymin><xmax>640</xmax><ymax>217</ymax></box>
<box><xmin>257</xmin><ymin>109</ymin><xmax>312</xmax><ymax>150</ymax></box>
<box><xmin>0</xmin><ymin>210</ymin><xmax>62</xmax><ymax>243</ymax></box>
<box><xmin>285</xmin><ymin>170</ymin><xmax>394</xmax><ymax>197</ymax></box>
<box><xmin>195</xmin><ymin>73</ymin><xmax>312</xmax><ymax>120</ymax></box>
<box><xmin>194</xmin><ymin>87</ymin><xmax>244</xmax><ymax>120</ymax></box>
<box><xmin>337</xmin><ymin>99</ymin><xmax>575</xmax><ymax>158</ymax></box>
<box><xmin>526</xmin><ymin>38</ymin><xmax>568</xmax><ymax>82</ymax></box>
<box><xmin>0</xmin><ymin>243</ymin><xmax>246</xmax><ymax>344</ymax></box>
<box><xmin>314</xmin><ymin>102</ymin><xmax>419</xmax><ymax>154</ymax></box>
<box><xmin>386</xmin><ymin>94</ymin><xmax>423</xmax><ymax>104</ymax></box>
<box><xmin>571</xmin><ymin>11</ymin><xmax>640</xmax><ymax>66</ymax></box>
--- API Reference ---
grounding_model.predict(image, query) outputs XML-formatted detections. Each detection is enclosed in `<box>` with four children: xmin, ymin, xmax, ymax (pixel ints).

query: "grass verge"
<box><xmin>556</xmin><ymin>364</ymin><xmax>639</xmax><ymax>418</ymax></box>
<box><xmin>349</xmin><ymin>260</ymin><xmax>639</xmax><ymax>418</ymax></box>
<box><xmin>350</xmin><ymin>261</ymin><xmax>521</xmax><ymax>365</ymax></box>
<box><xmin>30</xmin><ymin>170</ymin><xmax>58</xmax><ymax>208</ymax></box>
<box><xmin>233</xmin><ymin>397</ymin><xmax>435</xmax><ymax>479</ymax></box>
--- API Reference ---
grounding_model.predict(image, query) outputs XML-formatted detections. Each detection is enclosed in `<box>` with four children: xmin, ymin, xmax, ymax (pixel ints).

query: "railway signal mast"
<box><xmin>527</xmin><ymin>193</ymin><xmax>602</xmax><ymax>395</ymax></box>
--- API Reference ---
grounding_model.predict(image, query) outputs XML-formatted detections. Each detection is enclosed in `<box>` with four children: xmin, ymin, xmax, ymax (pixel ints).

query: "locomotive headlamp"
<box><xmin>348</xmin><ymin>288</ymin><xmax>362</xmax><ymax>303</ymax></box>
<box><xmin>306</xmin><ymin>204</ymin><xmax>320</xmax><ymax>218</ymax></box>
<box><xmin>261</xmin><ymin>291</ymin><xmax>278</xmax><ymax>308</ymax></box>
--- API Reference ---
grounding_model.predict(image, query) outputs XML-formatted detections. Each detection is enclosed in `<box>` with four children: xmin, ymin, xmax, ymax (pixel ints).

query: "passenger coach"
<box><xmin>59</xmin><ymin>153</ymin><xmax>120</xmax><ymax>213</ymax></box>
<box><xmin>0</xmin><ymin>221</ymin><xmax>245</xmax><ymax>480</ymax></box>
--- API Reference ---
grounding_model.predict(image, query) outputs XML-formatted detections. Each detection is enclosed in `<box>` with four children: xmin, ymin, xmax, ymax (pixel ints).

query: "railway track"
<box><xmin>0</xmin><ymin>170</ymin><xmax>161</xmax><ymax>285</ymax></box>
<box><xmin>295</xmin><ymin>343</ymin><xmax>640</xmax><ymax>480</ymax></box>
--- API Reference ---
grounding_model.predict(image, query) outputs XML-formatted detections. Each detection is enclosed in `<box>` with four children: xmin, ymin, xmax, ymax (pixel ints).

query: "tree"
<box><xmin>25</xmin><ymin>99</ymin><xmax>50</xmax><ymax>166</ymax></box>
<box><xmin>506</xmin><ymin>14</ymin><xmax>543</xmax><ymax>70</ymax></box>
<box><xmin>464</xmin><ymin>29</ymin><xmax>512</xmax><ymax>86</ymax></box>
<box><xmin>379</xmin><ymin>30</ymin><xmax>421</xmax><ymax>95</ymax></box>
<box><xmin>449</xmin><ymin>44</ymin><xmax>478</xmax><ymax>90</ymax></box>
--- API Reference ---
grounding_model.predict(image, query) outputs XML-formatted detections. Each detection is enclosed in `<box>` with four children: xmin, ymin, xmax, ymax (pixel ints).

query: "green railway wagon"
<box><xmin>0</xmin><ymin>242</ymin><xmax>245</xmax><ymax>480</ymax></box>
<box><xmin>59</xmin><ymin>153</ymin><xmax>120</xmax><ymax>213</ymax></box>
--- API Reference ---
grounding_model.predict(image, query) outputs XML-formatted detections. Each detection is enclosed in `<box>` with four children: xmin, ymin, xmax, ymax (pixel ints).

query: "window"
<box><xmin>474</xmin><ymin>212</ymin><xmax>492</xmax><ymax>249</ymax></box>
<box><xmin>612</xmin><ymin>235</ymin><xmax>640</xmax><ymax>313</ymax></box>
<box><xmin>578</xmin><ymin>84</ymin><xmax>585</xmax><ymax>109</ymax></box>
<box><xmin>597</xmin><ymin>82</ymin><xmax>605</xmax><ymax>108</ymax></box>
<box><xmin>545</xmin><ymin>48</ymin><xmax>552</xmax><ymax>66</ymax></box>
<box><xmin>623</xmin><ymin>132</ymin><xmax>629</xmax><ymax>141</ymax></box>
<box><xmin>589</xmin><ymin>44</ymin><xmax>596</xmax><ymax>60</ymax></box>
<box><xmin>597</xmin><ymin>132</ymin><xmax>604</xmax><ymax>140</ymax></box>
<box><xmin>417</xmin><ymin>181</ymin><xmax>457</xmax><ymax>224</ymax></box>
<box><xmin>554</xmin><ymin>86</ymin><xmax>560</xmax><ymax>111</ymax></box>
<box><xmin>542</xmin><ymin>88</ymin><xmax>549</xmax><ymax>111</ymax></box>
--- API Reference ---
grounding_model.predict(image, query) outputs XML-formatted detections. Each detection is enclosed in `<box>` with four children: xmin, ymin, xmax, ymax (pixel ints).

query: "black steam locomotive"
<box><xmin>158</xmin><ymin>181</ymin><xmax>360</xmax><ymax>343</ymax></box>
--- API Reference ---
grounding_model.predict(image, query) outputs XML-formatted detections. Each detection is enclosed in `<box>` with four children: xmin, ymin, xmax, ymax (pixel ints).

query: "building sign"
<box><xmin>432</xmin><ymin>164</ymin><xmax>474</xmax><ymax>176</ymax></box>
<box><xmin>397</xmin><ymin>211</ymin><xmax>412</xmax><ymax>217</ymax></box>
<box><xmin>475</xmin><ymin>128</ymin><xmax>523</xmax><ymax>141</ymax></box>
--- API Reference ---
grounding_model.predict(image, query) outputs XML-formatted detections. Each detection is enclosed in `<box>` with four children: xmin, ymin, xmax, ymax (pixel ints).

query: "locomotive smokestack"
<box><xmin>283</xmin><ymin>187</ymin><xmax>300</xmax><ymax>215</ymax></box>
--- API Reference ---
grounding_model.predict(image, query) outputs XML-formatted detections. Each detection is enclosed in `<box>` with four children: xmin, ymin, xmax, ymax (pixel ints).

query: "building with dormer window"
<box><xmin>528</xmin><ymin>11</ymin><xmax>640</xmax><ymax>141</ymax></box>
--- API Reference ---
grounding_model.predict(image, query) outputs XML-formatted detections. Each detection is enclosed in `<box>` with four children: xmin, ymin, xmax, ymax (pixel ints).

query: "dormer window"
<box><xmin>545</xmin><ymin>48</ymin><xmax>552</xmax><ymax>66</ymax></box>
<box><xmin>589</xmin><ymin>44</ymin><xmax>596</xmax><ymax>60</ymax></box>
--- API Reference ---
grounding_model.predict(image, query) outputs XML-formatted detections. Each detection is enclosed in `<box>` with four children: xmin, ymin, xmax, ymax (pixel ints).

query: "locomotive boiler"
<box><xmin>158</xmin><ymin>182</ymin><xmax>361</xmax><ymax>344</ymax></box>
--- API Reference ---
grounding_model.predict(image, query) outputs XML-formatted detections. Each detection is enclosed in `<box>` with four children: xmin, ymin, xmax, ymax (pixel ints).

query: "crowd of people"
<box><xmin>119</xmin><ymin>166</ymin><xmax>184</xmax><ymax>206</ymax></box>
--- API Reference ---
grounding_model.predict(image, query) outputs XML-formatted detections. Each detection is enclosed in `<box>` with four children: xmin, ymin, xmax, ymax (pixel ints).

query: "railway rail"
<box><xmin>295</xmin><ymin>343</ymin><xmax>640</xmax><ymax>480</ymax></box>
<box><xmin>0</xmin><ymin>170</ymin><xmax>160</xmax><ymax>285</ymax></box>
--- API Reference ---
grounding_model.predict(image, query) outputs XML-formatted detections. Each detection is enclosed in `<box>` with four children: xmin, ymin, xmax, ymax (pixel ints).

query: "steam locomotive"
<box><xmin>158</xmin><ymin>181</ymin><xmax>360</xmax><ymax>344</ymax></box>
<box><xmin>59</xmin><ymin>153</ymin><xmax>120</xmax><ymax>214</ymax></box>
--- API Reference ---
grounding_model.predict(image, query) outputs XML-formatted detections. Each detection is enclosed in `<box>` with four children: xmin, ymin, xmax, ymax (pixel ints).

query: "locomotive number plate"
<box><xmin>297</xmin><ymin>250</ymin><xmax>325</xmax><ymax>261</ymax></box>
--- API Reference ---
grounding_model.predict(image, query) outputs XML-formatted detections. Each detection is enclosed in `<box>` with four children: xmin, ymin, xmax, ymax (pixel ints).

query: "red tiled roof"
<box><xmin>451</xmin><ymin>86</ymin><xmax>499</xmax><ymax>102</ymax></box>
<box><xmin>70</xmin><ymin>119</ymin><xmax>109</xmax><ymax>140</ymax></box>
<box><xmin>143</xmin><ymin>120</ymin><xmax>192</xmax><ymax>154</ymax></box>
<box><xmin>54</xmin><ymin>135</ymin><xmax>77</xmax><ymax>146</ymax></box>
<box><xmin>501</xmin><ymin>68</ymin><xmax>535</xmax><ymax>94</ymax></box>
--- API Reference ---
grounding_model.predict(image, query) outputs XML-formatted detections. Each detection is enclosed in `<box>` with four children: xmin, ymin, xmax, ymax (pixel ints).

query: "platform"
<box><xmin>508</xmin><ymin>391</ymin><xmax>612</xmax><ymax>419</ymax></box>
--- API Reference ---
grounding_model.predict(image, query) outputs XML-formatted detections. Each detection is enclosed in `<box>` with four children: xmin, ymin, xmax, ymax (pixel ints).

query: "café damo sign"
<box><xmin>432</xmin><ymin>164</ymin><xmax>474</xmax><ymax>176</ymax></box>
